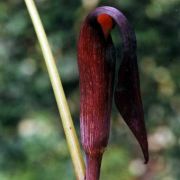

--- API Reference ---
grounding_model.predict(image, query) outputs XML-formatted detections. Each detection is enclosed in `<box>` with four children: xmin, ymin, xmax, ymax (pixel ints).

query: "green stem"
<box><xmin>24</xmin><ymin>0</ymin><xmax>85</xmax><ymax>179</ymax></box>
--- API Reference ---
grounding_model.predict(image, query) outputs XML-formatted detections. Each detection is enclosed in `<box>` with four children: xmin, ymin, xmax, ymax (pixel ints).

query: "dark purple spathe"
<box><xmin>78</xmin><ymin>6</ymin><xmax>149</xmax><ymax>180</ymax></box>
<box><xmin>89</xmin><ymin>6</ymin><xmax>149</xmax><ymax>163</ymax></box>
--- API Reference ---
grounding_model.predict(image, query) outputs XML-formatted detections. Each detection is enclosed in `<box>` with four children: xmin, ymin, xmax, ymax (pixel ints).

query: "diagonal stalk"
<box><xmin>24</xmin><ymin>0</ymin><xmax>85</xmax><ymax>179</ymax></box>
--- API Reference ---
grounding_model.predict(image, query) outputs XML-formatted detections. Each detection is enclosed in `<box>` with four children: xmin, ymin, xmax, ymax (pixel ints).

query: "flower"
<box><xmin>77</xmin><ymin>6</ymin><xmax>149</xmax><ymax>180</ymax></box>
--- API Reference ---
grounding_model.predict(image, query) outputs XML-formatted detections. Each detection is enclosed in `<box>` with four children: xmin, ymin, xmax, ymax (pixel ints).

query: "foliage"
<box><xmin>0</xmin><ymin>0</ymin><xmax>180</xmax><ymax>179</ymax></box>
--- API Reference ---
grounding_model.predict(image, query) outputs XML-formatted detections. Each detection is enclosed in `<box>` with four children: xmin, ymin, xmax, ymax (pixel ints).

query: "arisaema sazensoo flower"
<box><xmin>77</xmin><ymin>6</ymin><xmax>149</xmax><ymax>180</ymax></box>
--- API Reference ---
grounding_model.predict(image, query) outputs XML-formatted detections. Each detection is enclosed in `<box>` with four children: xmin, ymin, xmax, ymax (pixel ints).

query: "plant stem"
<box><xmin>24</xmin><ymin>0</ymin><xmax>85</xmax><ymax>179</ymax></box>
<box><xmin>85</xmin><ymin>153</ymin><xmax>102</xmax><ymax>180</ymax></box>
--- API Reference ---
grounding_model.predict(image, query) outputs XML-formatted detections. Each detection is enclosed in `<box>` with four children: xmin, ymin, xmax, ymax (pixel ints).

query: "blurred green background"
<box><xmin>0</xmin><ymin>0</ymin><xmax>180</xmax><ymax>179</ymax></box>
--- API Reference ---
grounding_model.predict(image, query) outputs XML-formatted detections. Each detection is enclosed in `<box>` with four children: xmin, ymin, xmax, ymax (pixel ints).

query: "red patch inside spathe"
<box><xmin>97</xmin><ymin>14</ymin><xmax>113</xmax><ymax>38</ymax></box>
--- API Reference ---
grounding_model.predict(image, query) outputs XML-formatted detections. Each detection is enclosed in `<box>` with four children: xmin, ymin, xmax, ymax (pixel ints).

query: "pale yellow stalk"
<box><xmin>24</xmin><ymin>0</ymin><xmax>85</xmax><ymax>179</ymax></box>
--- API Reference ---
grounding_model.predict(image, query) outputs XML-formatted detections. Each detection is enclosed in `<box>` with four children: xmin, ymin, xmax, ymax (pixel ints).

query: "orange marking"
<box><xmin>97</xmin><ymin>14</ymin><xmax>113</xmax><ymax>38</ymax></box>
